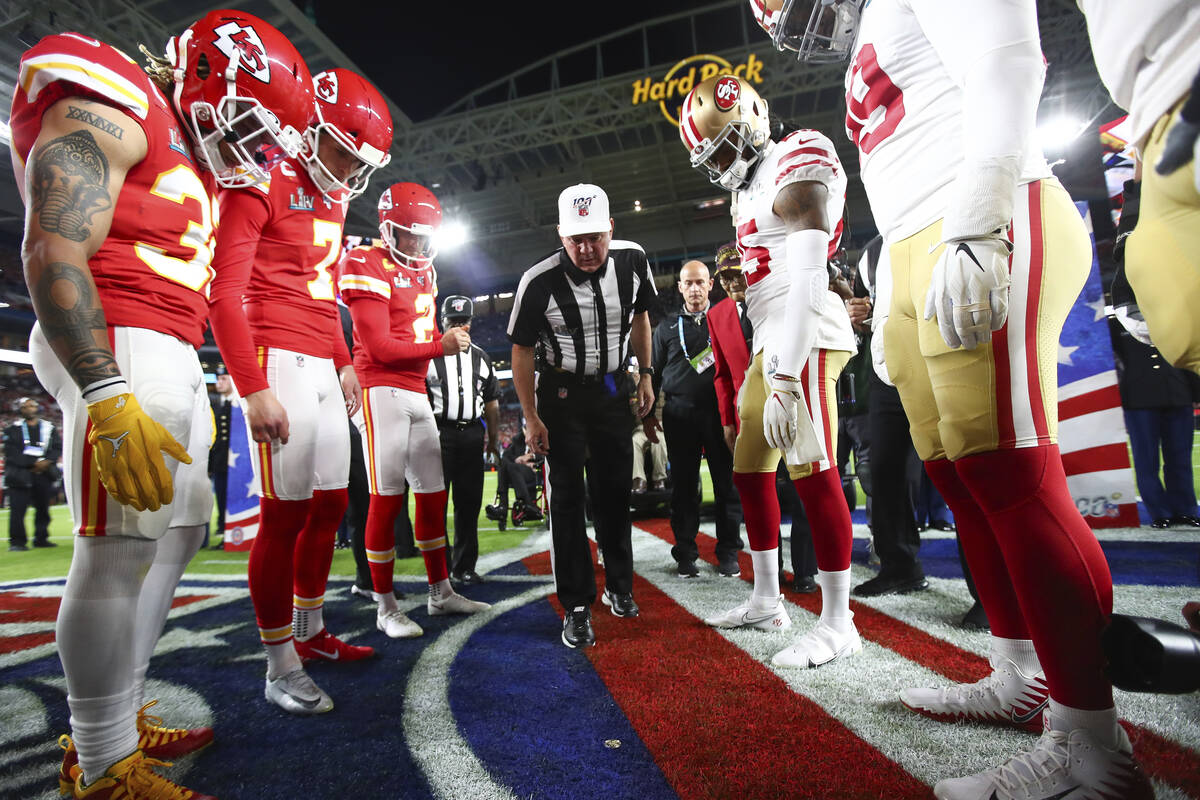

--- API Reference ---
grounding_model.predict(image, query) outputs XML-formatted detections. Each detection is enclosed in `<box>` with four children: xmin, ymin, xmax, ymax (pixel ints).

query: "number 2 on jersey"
<box><xmin>413</xmin><ymin>293</ymin><xmax>435</xmax><ymax>343</ymax></box>
<box><xmin>307</xmin><ymin>219</ymin><xmax>342</xmax><ymax>300</ymax></box>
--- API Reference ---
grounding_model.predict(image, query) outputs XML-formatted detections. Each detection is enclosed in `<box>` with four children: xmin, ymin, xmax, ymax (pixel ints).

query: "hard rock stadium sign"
<box><xmin>631</xmin><ymin>53</ymin><xmax>766</xmax><ymax>127</ymax></box>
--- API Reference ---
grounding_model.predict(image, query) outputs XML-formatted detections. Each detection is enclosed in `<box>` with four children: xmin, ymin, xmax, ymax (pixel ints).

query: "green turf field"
<box><xmin>0</xmin><ymin>468</ymin><xmax>720</xmax><ymax>583</ymax></box>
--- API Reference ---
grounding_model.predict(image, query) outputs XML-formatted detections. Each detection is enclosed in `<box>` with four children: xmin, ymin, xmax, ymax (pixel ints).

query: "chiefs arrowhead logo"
<box><xmin>213</xmin><ymin>21</ymin><xmax>270</xmax><ymax>83</ymax></box>
<box><xmin>315</xmin><ymin>71</ymin><xmax>339</xmax><ymax>104</ymax></box>
<box><xmin>378</xmin><ymin>190</ymin><xmax>393</xmax><ymax>211</ymax></box>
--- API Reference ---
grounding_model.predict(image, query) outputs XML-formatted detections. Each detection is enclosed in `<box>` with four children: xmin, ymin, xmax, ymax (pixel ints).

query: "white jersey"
<box><xmin>1078</xmin><ymin>0</ymin><xmax>1200</xmax><ymax>148</ymax></box>
<box><xmin>734</xmin><ymin>130</ymin><xmax>856</xmax><ymax>357</ymax></box>
<box><xmin>848</xmin><ymin>0</ymin><xmax>1051</xmax><ymax>242</ymax></box>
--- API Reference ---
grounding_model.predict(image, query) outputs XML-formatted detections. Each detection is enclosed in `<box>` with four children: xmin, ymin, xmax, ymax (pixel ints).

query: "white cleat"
<box><xmin>933</xmin><ymin>717</ymin><xmax>1155</xmax><ymax>800</ymax></box>
<box><xmin>264</xmin><ymin>668</ymin><xmax>333</xmax><ymax>715</ymax></box>
<box><xmin>428</xmin><ymin>590</ymin><xmax>491</xmax><ymax>616</ymax></box>
<box><xmin>704</xmin><ymin>596</ymin><xmax>792</xmax><ymax>632</ymax></box>
<box><xmin>377</xmin><ymin>608</ymin><xmax>424</xmax><ymax>638</ymax></box>
<box><xmin>771</xmin><ymin>620</ymin><xmax>862</xmax><ymax>668</ymax></box>
<box><xmin>901</xmin><ymin>650</ymin><xmax>1048</xmax><ymax>732</ymax></box>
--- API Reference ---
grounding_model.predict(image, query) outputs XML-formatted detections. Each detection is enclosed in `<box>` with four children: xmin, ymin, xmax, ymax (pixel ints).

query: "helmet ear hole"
<box><xmin>196</xmin><ymin>52</ymin><xmax>210</xmax><ymax>80</ymax></box>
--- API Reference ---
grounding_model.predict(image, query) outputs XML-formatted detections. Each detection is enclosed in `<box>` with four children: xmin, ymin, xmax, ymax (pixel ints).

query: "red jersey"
<box><xmin>209</xmin><ymin>158</ymin><xmax>350</xmax><ymax>396</ymax></box>
<box><xmin>11</xmin><ymin>32</ymin><xmax>218</xmax><ymax>347</ymax></box>
<box><xmin>337</xmin><ymin>242</ymin><xmax>441</xmax><ymax>391</ymax></box>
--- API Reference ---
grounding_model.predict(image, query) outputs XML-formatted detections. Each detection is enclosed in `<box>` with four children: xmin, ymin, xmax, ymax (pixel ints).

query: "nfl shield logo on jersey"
<box><xmin>390</xmin><ymin>388</ymin><xmax>399</xmax><ymax>398</ymax></box>
<box><xmin>295</xmin><ymin>355</ymin><xmax>305</xmax><ymax>368</ymax></box>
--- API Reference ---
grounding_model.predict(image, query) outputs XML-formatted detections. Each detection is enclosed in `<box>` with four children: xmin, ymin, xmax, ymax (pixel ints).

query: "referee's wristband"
<box><xmin>638</xmin><ymin>366</ymin><xmax>655</xmax><ymax>377</ymax></box>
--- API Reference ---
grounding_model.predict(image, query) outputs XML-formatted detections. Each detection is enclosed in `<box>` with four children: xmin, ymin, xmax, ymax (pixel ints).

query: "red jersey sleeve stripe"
<box><xmin>777</xmin><ymin>161</ymin><xmax>841</xmax><ymax>185</ymax></box>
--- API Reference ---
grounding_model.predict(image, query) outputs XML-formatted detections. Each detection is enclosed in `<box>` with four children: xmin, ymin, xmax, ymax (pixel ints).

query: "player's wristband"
<box><xmin>81</xmin><ymin>377</ymin><xmax>129</xmax><ymax>403</ymax></box>
<box><xmin>639</xmin><ymin>366</ymin><xmax>656</xmax><ymax>377</ymax></box>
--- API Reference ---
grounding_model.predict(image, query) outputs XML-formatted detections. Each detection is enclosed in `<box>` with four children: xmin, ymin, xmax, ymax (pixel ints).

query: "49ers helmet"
<box><xmin>166</xmin><ymin>9</ymin><xmax>314</xmax><ymax>188</ymax></box>
<box><xmin>303</xmin><ymin>69</ymin><xmax>394</xmax><ymax>201</ymax></box>
<box><xmin>678</xmin><ymin>74</ymin><xmax>771</xmax><ymax>192</ymax></box>
<box><xmin>749</xmin><ymin>0</ymin><xmax>864</xmax><ymax>63</ymax></box>
<box><xmin>378</xmin><ymin>182</ymin><xmax>441</xmax><ymax>270</ymax></box>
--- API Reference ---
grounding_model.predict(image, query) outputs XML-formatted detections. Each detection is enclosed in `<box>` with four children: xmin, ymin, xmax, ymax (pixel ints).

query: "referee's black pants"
<box><xmin>867</xmin><ymin>371</ymin><xmax>924</xmax><ymax>578</ymax></box>
<box><xmin>663</xmin><ymin>394</ymin><xmax>743</xmax><ymax>563</ymax></box>
<box><xmin>439</xmin><ymin>419</ymin><xmax>485</xmax><ymax>576</ymax></box>
<box><xmin>7</xmin><ymin>476</ymin><xmax>53</xmax><ymax>547</ymax></box>
<box><xmin>537</xmin><ymin>370</ymin><xmax>635</xmax><ymax>609</ymax></box>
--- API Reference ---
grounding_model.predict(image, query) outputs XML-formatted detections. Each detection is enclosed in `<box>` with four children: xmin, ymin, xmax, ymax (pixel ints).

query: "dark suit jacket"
<box><xmin>208</xmin><ymin>396</ymin><xmax>234</xmax><ymax>475</ymax></box>
<box><xmin>3</xmin><ymin>419</ymin><xmax>61</xmax><ymax>489</ymax></box>
<box><xmin>708</xmin><ymin>298</ymin><xmax>751</xmax><ymax>431</ymax></box>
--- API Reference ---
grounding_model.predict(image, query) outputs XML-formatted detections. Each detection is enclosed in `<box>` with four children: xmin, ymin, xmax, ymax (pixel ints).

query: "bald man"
<box><xmin>650</xmin><ymin>260</ymin><xmax>744</xmax><ymax>578</ymax></box>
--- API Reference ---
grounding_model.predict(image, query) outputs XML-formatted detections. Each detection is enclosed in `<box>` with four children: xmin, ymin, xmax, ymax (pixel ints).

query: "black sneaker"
<box><xmin>485</xmin><ymin>503</ymin><xmax>507</xmax><ymax>523</ymax></box>
<box><xmin>562</xmin><ymin>606</ymin><xmax>595</xmax><ymax>648</ymax></box>
<box><xmin>601</xmin><ymin>588</ymin><xmax>639</xmax><ymax>618</ymax></box>
<box><xmin>960</xmin><ymin>600</ymin><xmax>990</xmax><ymax>631</ymax></box>
<box><xmin>852</xmin><ymin>572</ymin><xmax>929</xmax><ymax>597</ymax></box>
<box><xmin>792</xmin><ymin>575</ymin><xmax>819</xmax><ymax>594</ymax></box>
<box><xmin>677</xmin><ymin>559</ymin><xmax>699</xmax><ymax>578</ymax></box>
<box><xmin>32</xmin><ymin>540</ymin><xmax>57</xmax><ymax>548</ymax></box>
<box><xmin>717</xmin><ymin>553</ymin><xmax>741</xmax><ymax>577</ymax></box>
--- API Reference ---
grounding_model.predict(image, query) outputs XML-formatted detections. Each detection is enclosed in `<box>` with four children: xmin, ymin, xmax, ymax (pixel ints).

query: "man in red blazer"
<box><xmin>708</xmin><ymin>242</ymin><xmax>753</xmax><ymax>453</ymax></box>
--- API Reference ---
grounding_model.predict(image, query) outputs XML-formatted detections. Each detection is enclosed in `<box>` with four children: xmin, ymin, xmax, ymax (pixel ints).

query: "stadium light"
<box><xmin>436</xmin><ymin>221</ymin><xmax>469</xmax><ymax>252</ymax></box>
<box><xmin>473</xmin><ymin>294</ymin><xmax>490</xmax><ymax>302</ymax></box>
<box><xmin>1037</xmin><ymin>115</ymin><xmax>1084</xmax><ymax>155</ymax></box>
<box><xmin>497</xmin><ymin>291</ymin><xmax>514</xmax><ymax>299</ymax></box>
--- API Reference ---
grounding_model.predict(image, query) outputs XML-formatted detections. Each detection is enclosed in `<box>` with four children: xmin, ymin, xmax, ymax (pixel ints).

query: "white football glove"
<box><xmin>763</xmin><ymin>374</ymin><xmax>801</xmax><ymax>453</ymax></box>
<box><xmin>923</xmin><ymin>234</ymin><xmax>1013</xmax><ymax>350</ymax></box>
<box><xmin>1154</xmin><ymin>114</ymin><xmax>1200</xmax><ymax>195</ymax></box>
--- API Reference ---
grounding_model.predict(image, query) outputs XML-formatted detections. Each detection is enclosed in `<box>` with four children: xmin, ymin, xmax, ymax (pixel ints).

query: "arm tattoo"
<box><xmin>33</xmin><ymin>261</ymin><xmax>119</xmax><ymax>387</ymax></box>
<box><xmin>30</xmin><ymin>130</ymin><xmax>113</xmax><ymax>243</ymax></box>
<box><xmin>774</xmin><ymin>180</ymin><xmax>829</xmax><ymax>231</ymax></box>
<box><xmin>65</xmin><ymin>105</ymin><xmax>124</xmax><ymax>140</ymax></box>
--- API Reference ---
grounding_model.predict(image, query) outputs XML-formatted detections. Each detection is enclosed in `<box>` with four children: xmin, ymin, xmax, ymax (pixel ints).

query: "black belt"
<box><xmin>547</xmin><ymin>367</ymin><xmax>619</xmax><ymax>385</ymax></box>
<box><xmin>437</xmin><ymin>418</ymin><xmax>480</xmax><ymax>430</ymax></box>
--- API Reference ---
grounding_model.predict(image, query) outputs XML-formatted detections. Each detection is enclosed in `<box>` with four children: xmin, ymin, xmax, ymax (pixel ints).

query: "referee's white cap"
<box><xmin>557</xmin><ymin>184</ymin><xmax>611</xmax><ymax>236</ymax></box>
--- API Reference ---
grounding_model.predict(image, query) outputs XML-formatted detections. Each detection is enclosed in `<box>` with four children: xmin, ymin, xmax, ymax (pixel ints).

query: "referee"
<box><xmin>508</xmin><ymin>183</ymin><xmax>657</xmax><ymax>649</ymax></box>
<box><xmin>428</xmin><ymin>295</ymin><xmax>501</xmax><ymax>585</ymax></box>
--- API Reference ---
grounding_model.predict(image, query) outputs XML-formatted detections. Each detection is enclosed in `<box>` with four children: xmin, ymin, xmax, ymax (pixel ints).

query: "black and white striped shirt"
<box><xmin>507</xmin><ymin>241</ymin><xmax>657</xmax><ymax>377</ymax></box>
<box><xmin>426</xmin><ymin>344</ymin><xmax>499</xmax><ymax>423</ymax></box>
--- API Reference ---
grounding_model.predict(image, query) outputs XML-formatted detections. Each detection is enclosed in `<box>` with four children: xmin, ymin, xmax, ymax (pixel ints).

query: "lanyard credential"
<box><xmin>677</xmin><ymin>315</ymin><xmax>715</xmax><ymax>374</ymax></box>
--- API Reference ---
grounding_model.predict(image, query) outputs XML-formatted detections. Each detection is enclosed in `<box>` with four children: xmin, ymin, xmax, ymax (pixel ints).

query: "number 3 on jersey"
<box><xmin>135</xmin><ymin>165</ymin><xmax>218</xmax><ymax>293</ymax></box>
<box><xmin>307</xmin><ymin>219</ymin><xmax>342</xmax><ymax>300</ymax></box>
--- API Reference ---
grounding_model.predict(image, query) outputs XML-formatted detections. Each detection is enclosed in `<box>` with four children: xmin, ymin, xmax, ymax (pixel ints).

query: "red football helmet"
<box><xmin>378</xmin><ymin>183</ymin><xmax>441</xmax><ymax>270</ymax></box>
<box><xmin>749</xmin><ymin>0</ymin><xmax>864</xmax><ymax>63</ymax></box>
<box><xmin>166</xmin><ymin>9</ymin><xmax>314</xmax><ymax>187</ymax></box>
<box><xmin>303</xmin><ymin>69</ymin><xmax>394</xmax><ymax>201</ymax></box>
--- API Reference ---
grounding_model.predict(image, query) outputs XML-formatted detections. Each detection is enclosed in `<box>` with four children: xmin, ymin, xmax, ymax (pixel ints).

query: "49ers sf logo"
<box><xmin>713</xmin><ymin>75</ymin><xmax>741</xmax><ymax>111</ymax></box>
<box><xmin>213</xmin><ymin>21</ymin><xmax>270</xmax><ymax>83</ymax></box>
<box><xmin>315</xmin><ymin>71</ymin><xmax>339</xmax><ymax>104</ymax></box>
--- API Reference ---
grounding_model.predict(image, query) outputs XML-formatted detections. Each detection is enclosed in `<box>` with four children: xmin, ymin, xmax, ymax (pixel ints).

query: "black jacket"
<box><xmin>651</xmin><ymin>307</ymin><xmax>718</xmax><ymax>409</ymax></box>
<box><xmin>1110</xmin><ymin>317</ymin><xmax>1200</xmax><ymax>409</ymax></box>
<box><xmin>3</xmin><ymin>419</ymin><xmax>61</xmax><ymax>489</ymax></box>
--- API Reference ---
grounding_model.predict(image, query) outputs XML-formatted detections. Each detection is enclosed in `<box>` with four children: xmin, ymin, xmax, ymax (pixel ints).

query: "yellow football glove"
<box><xmin>86</xmin><ymin>392</ymin><xmax>192</xmax><ymax>512</ymax></box>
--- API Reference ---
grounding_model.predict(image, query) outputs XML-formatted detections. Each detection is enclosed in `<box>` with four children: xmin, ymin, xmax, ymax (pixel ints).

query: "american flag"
<box><xmin>1055</xmin><ymin>203</ymin><xmax>1138</xmax><ymax>528</ymax></box>
<box><xmin>221</xmin><ymin>402</ymin><xmax>261</xmax><ymax>550</ymax></box>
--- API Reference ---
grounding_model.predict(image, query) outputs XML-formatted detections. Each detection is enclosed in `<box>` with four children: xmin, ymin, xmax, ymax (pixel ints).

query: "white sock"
<box><xmin>429</xmin><ymin>579</ymin><xmax>453</xmax><ymax>602</ymax></box>
<box><xmin>293</xmin><ymin>596</ymin><xmax>324</xmax><ymax>642</ymax></box>
<box><xmin>816</xmin><ymin>568</ymin><xmax>853</xmax><ymax>633</ymax></box>
<box><xmin>59</xmin><ymin>536</ymin><xmax>155</xmax><ymax>784</ymax></box>
<box><xmin>264</xmin><ymin>641</ymin><xmax>303</xmax><ymax>681</ymax></box>
<box><xmin>992</xmin><ymin>636</ymin><xmax>1041</xmax><ymax>676</ymax></box>
<box><xmin>376</xmin><ymin>592</ymin><xmax>399</xmax><ymax>614</ymax></box>
<box><xmin>750</xmin><ymin>548</ymin><xmax>780</xmax><ymax>608</ymax></box>
<box><xmin>1047</xmin><ymin>699</ymin><xmax>1120</xmax><ymax>749</ymax></box>
<box><xmin>131</xmin><ymin>524</ymin><xmax>205</xmax><ymax>711</ymax></box>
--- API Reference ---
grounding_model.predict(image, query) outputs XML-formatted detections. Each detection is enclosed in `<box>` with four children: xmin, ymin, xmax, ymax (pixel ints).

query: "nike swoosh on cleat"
<box><xmin>989</xmin><ymin>789</ymin><xmax>1078</xmax><ymax>800</ymax></box>
<box><xmin>309</xmin><ymin>648</ymin><xmax>339</xmax><ymax>660</ymax></box>
<box><xmin>1010</xmin><ymin>700</ymin><xmax>1047</xmax><ymax>725</ymax></box>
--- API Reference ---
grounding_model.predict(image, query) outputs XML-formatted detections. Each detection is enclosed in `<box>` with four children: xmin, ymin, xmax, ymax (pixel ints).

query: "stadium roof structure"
<box><xmin>0</xmin><ymin>0</ymin><xmax>1112</xmax><ymax>297</ymax></box>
